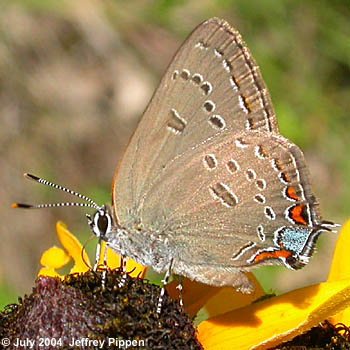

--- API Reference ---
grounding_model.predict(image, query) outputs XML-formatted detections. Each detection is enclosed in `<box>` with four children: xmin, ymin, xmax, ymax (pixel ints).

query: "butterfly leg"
<box><xmin>87</xmin><ymin>213</ymin><xmax>103</xmax><ymax>272</ymax></box>
<box><xmin>92</xmin><ymin>236</ymin><xmax>108</xmax><ymax>289</ymax></box>
<box><xmin>157</xmin><ymin>258</ymin><xmax>174</xmax><ymax>314</ymax></box>
<box><xmin>93</xmin><ymin>237</ymin><xmax>102</xmax><ymax>271</ymax></box>
<box><xmin>118</xmin><ymin>255</ymin><xmax>128</xmax><ymax>288</ymax></box>
<box><xmin>101</xmin><ymin>244</ymin><xmax>108</xmax><ymax>289</ymax></box>
<box><xmin>176</xmin><ymin>275</ymin><xmax>184</xmax><ymax>309</ymax></box>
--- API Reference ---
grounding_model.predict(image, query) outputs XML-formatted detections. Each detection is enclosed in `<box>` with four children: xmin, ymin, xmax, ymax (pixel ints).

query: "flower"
<box><xmin>1</xmin><ymin>221</ymin><xmax>202</xmax><ymax>349</ymax></box>
<box><xmin>4</xmin><ymin>220</ymin><xmax>350</xmax><ymax>349</ymax></box>
<box><xmin>38</xmin><ymin>221</ymin><xmax>147</xmax><ymax>279</ymax></box>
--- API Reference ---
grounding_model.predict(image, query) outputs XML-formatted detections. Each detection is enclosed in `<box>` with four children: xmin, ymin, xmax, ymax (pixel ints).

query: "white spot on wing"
<box><xmin>231</xmin><ymin>242</ymin><xmax>256</xmax><ymax>261</ymax></box>
<box><xmin>235</xmin><ymin>139</ymin><xmax>248</xmax><ymax>148</ymax></box>
<box><xmin>209</xmin><ymin>183</ymin><xmax>238</xmax><ymax>208</ymax></box>
<box><xmin>245</xmin><ymin>119</ymin><xmax>251</xmax><ymax>130</ymax></box>
<box><xmin>255</xmin><ymin>145</ymin><xmax>266</xmax><ymax>160</ymax></box>
<box><xmin>201</xmin><ymin>81</ymin><xmax>213</xmax><ymax>95</ymax></box>
<box><xmin>271</xmin><ymin>159</ymin><xmax>280</xmax><ymax>171</ymax></box>
<box><xmin>192</xmin><ymin>73</ymin><xmax>203</xmax><ymax>84</ymax></box>
<box><xmin>195</xmin><ymin>41</ymin><xmax>207</xmax><ymax>50</ymax></box>
<box><xmin>264</xmin><ymin>206</ymin><xmax>276</xmax><ymax>220</ymax></box>
<box><xmin>214</xmin><ymin>49</ymin><xmax>223</xmax><ymax>58</ymax></box>
<box><xmin>226</xmin><ymin>159</ymin><xmax>240</xmax><ymax>174</ymax></box>
<box><xmin>222</xmin><ymin>59</ymin><xmax>231</xmax><ymax>73</ymax></box>
<box><xmin>166</xmin><ymin>108</ymin><xmax>187</xmax><ymax>135</ymax></box>
<box><xmin>257</xmin><ymin>225</ymin><xmax>265</xmax><ymax>242</ymax></box>
<box><xmin>245</xmin><ymin>169</ymin><xmax>257</xmax><ymax>181</ymax></box>
<box><xmin>203</xmin><ymin>100</ymin><xmax>216</xmax><ymax>113</ymax></box>
<box><xmin>181</xmin><ymin>69</ymin><xmax>190</xmax><ymax>80</ymax></box>
<box><xmin>256</xmin><ymin>179</ymin><xmax>266</xmax><ymax>191</ymax></box>
<box><xmin>203</xmin><ymin>154</ymin><xmax>218</xmax><ymax>171</ymax></box>
<box><xmin>238</xmin><ymin>95</ymin><xmax>249</xmax><ymax>114</ymax></box>
<box><xmin>229</xmin><ymin>76</ymin><xmax>239</xmax><ymax>91</ymax></box>
<box><xmin>254</xmin><ymin>194</ymin><xmax>266</xmax><ymax>204</ymax></box>
<box><xmin>289</xmin><ymin>153</ymin><xmax>306</xmax><ymax>200</ymax></box>
<box><xmin>208</xmin><ymin>114</ymin><xmax>226</xmax><ymax>130</ymax></box>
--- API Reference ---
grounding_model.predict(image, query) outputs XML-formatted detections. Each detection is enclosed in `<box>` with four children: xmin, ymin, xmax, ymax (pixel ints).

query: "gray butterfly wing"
<box><xmin>111</xmin><ymin>18</ymin><xmax>322</xmax><ymax>289</ymax></box>
<box><xmin>113</xmin><ymin>18</ymin><xmax>278</xmax><ymax>223</ymax></box>
<box><xmin>121</xmin><ymin>130</ymin><xmax>322</xmax><ymax>288</ymax></box>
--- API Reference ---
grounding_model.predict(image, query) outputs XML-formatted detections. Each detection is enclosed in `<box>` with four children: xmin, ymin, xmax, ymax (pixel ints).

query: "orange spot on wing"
<box><xmin>281</xmin><ymin>171</ymin><xmax>291</xmax><ymax>183</ymax></box>
<box><xmin>286</xmin><ymin>186</ymin><xmax>299</xmax><ymax>201</ymax></box>
<box><xmin>274</xmin><ymin>159</ymin><xmax>283</xmax><ymax>171</ymax></box>
<box><xmin>289</xmin><ymin>204</ymin><xmax>308</xmax><ymax>225</ymax></box>
<box><xmin>253</xmin><ymin>249</ymin><xmax>292</xmax><ymax>263</ymax></box>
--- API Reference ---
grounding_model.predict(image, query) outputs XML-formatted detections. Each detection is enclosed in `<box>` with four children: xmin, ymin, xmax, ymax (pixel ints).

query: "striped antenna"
<box><xmin>11</xmin><ymin>173</ymin><xmax>101</xmax><ymax>210</ymax></box>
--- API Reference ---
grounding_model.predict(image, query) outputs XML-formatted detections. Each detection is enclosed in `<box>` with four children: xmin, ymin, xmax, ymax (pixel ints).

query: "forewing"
<box><xmin>113</xmin><ymin>18</ymin><xmax>278</xmax><ymax>223</ymax></box>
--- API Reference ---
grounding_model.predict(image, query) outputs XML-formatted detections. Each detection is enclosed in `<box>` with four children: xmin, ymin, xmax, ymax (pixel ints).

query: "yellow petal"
<box><xmin>40</xmin><ymin>246</ymin><xmax>71</xmax><ymax>269</ymax></box>
<box><xmin>38</xmin><ymin>267</ymin><xmax>63</xmax><ymax>279</ymax></box>
<box><xmin>56</xmin><ymin>221</ymin><xmax>91</xmax><ymax>273</ymax></box>
<box><xmin>167</xmin><ymin>279</ymin><xmax>221</xmax><ymax>318</ymax></box>
<box><xmin>197</xmin><ymin>279</ymin><xmax>350</xmax><ymax>350</ymax></box>
<box><xmin>204</xmin><ymin>273</ymin><xmax>265</xmax><ymax>319</ymax></box>
<box><xmin>328</xmin><ymin>219</ymin><xmax>350</xmax><ymax>282</ymax></box>
<box><xmin>125</xmin><ymin>258</ymin><xmax>147</xmax><ymax>279</ymax></box>
<box><xmin>98</xmin><ymin>241</ymin><xmax>120</xmax><ymax>269</ymax></box>
<box><xmin>328</xmin><ymin>219</ymin><xmax>350</xmax><ymax>325</ymax></box>
<box><xmin>98</xmin><ymin>241</ymin><xmax>147</xmax><ymax>279</ymax></box>
<box><xmin>167</xmin><ymin>273</ymin><xmax>265</xmax><ymax>319</ymax></box>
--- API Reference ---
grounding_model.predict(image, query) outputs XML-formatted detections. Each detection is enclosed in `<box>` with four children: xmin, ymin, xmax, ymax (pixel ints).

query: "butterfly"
<box><xmin>15</xmin><ymin>18</ymin><xmax>337</xmax><ymax>294</ymax></box>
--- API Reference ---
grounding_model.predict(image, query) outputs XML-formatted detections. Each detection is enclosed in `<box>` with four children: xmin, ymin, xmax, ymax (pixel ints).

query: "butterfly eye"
<box><xmin>94</xmin><ymin>211</ymin><xmax>112</xmax><ymax>237</ymax></box>
<box><xmin>98</xmin><ymin>214</ymin><xmax>109</xmax><ymax>233</ymax></box>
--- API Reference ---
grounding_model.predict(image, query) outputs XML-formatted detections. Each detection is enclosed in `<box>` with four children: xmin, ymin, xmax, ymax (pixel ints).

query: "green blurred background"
<box><xmin>1</xmin><ymin>0</ymin><xmax>349</xmax><ymax>309</ymax></box>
